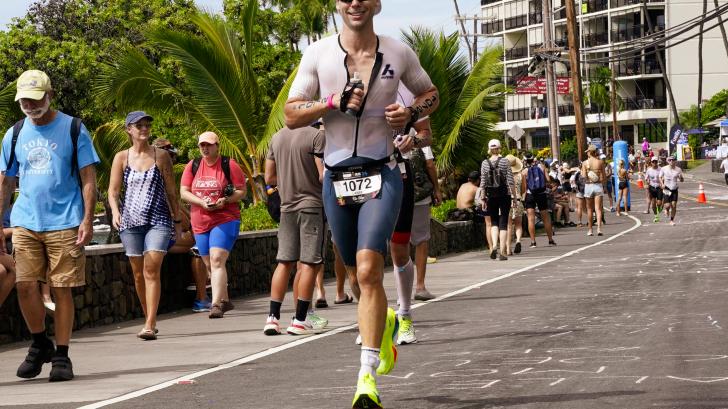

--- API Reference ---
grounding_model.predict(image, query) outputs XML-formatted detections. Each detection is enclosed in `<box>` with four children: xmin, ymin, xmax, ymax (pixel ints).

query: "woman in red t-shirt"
<box><xmin>181</xmin><ymin>132</ymin><xmax>246</xmax><ymax>319</ymax></box>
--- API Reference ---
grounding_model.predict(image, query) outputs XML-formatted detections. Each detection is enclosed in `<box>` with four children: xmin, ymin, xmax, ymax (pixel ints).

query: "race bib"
<box><xmin>332</xmin><ymin>170</ymin><xmax>382</xmax><ymax>206</ymax></box>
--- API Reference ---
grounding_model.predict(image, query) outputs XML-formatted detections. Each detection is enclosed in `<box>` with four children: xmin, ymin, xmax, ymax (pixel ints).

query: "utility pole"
<box><xmin>565</xmin><ymin>0</ymin><xmax>587</xmax><ymax>161</ymax></box>
<box><xmin>541</xmin><ymin>0</ymin><xmax>560</xmax><ymax>160</ymax></box>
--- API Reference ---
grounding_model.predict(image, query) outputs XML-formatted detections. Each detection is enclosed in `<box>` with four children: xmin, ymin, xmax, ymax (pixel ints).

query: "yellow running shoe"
<box><xmin>352</xmin><ymin>373</ymin><xmax>383</xmax><ymax>408</ymax></box>
<box><xmin>376</xmin><ymin>308</ymin><xmax>399</xmax><ymax>375</ymax></box>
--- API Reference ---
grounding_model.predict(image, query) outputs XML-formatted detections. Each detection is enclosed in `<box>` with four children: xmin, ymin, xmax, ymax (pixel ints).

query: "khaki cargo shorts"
<box><xmin>13</xmin><ymin>227</ymin><xmax>86</xmax><ymax>287</ymax></box>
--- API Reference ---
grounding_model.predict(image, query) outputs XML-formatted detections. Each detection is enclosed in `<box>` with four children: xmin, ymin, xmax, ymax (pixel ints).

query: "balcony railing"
<box><xmin>611</xmin><ymin>0</ymin><xmax>664</xmax><ymax>7</ymax></box>
<box><xmin>529</xmin><ymin>12</ymin><xmax>543</xmax><ymax>24</ymax></box>
<box><xmin>623</xmin><ymin>96</ymin><xmax>666</xmax><ymax>110</ymax></box>
<box><xmin>614</xmin><ymin>59</ymin><xmax>663</xmax><ymax>76</ymax></box>
<box><xmin>583</xmin><ymin>32</ymin><xmax>609</xmax><ymax>47</ymax></box>
<box><xmin>611</xmin><ymin>25</ymin><xmax>642</xmax><ymax>42</ymax></box>
<box><xmin>504</xmin><ymin>14</ymin><xmax>528</xmax><ymax>30</ymax></box>
<box><xmin>558</xmin><ymin>104</ymin><xmax>575</xmax><ymax>116</ymax></box>
<box><xmin>505</xmin><ymin>46</ymin><xmax>529</xmax><ymax>60</ymax></box>
<box><xmin>554</xmin><ymin>37</ymin><xmax>569</xmax><ymax>49</ymax></box>
<box><xmin>529</xmin><ymin>43</ymin><xmax>543</xmax><ymax>55</ymax></box>
<box><xmin>482</xmin><ymin>21</ymin><xmax>504</xmax><ymax>35</ymax></box>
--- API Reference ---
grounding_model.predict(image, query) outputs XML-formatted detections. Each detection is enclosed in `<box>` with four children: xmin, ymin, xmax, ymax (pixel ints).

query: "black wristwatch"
<box><xmin>406</xmin><ymin>106</ymin><xmax>419</xmax><ymax>128</ymax></box>
<box><xmin>173</xmin><ymin>219</ymin><xmax>182</xmax><ymax>224</ymax></box>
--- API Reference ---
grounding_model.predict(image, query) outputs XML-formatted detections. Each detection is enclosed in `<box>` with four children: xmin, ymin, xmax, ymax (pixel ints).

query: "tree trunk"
<box><xmin>331</xmin><ymin>11</ymin><xmax>338</xmax><ymax>33</ymax></box>
<box><xmin>452</xmin><ymin>0</ymin><xmax>473</xmax><ymax>65</ymax></box>
<box><xmin>697</xmin><ymin>0</ymin><xmax>707</xmax><ymax>127</ymax></box>
<box><xmin>714</xmin><ymin>0</ymin><xmax>728</xmax><ymax>58</ymax></box>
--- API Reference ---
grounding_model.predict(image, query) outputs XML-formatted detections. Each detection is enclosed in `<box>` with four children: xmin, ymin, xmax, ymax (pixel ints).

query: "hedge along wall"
<box><xmin>0</xmin><ymin>220</ymin><xmax>484</xmax><ymax>344</ymax></box>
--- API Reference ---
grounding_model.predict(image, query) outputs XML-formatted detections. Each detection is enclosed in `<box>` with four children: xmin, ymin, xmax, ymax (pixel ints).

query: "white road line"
<box><xmin>79</xmin><ymin>214</ymin><xmax>643</xmax><ymax>409</ymax></box>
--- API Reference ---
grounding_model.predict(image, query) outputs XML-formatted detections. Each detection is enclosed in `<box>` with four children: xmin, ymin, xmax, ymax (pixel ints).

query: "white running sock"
<box><xmin>394</xmin><ymin>259</ymin><xmax>414</xmax><ymax>317</ymax></box>
<box><xmin>359</xmin><ymin>347</ymin><xmax>380</xmax><ymax>378</ymax></box>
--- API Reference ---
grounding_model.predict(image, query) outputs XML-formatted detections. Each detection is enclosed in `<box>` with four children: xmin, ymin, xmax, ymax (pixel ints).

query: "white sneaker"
<box><xmin>355</xmin><ymin>333</ymin><xmax>362</xmax><ymax>345</ymax></box>
<box><xmin>307</xmin><ymin>312</ymin><xmax>328</xmax><ymax>330</ymax></box>
<box><xmin>263</xmin><ymin>316</ymin><xmax>281</xmax><ymax>335</ymax></box>
<box><xmin>397</xmin><ymin>316</ymin><xmax>417</xmax><ymax>345</ymax></box>
<box><xmin>286</xmin><ymin>317</ymin><xmax>320</xmax><ymax>335</ymax></box>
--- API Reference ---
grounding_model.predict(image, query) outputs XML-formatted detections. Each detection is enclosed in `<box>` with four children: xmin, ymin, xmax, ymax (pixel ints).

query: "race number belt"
<box><xmin>332</xmin><ymin>168</ymin><xmax>382</xmax><ymax>206</ymax></box>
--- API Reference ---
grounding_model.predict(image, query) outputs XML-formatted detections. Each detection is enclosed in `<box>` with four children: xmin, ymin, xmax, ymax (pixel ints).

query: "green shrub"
<box><xmin>431</xmin><ymin>199</ymin><xmax>457</xmax><ymax>222</ymax></box>
<box><xmin>240</xmin><ymin>202</ymin><xmax>278</xmax><ymax>231</ymax></box>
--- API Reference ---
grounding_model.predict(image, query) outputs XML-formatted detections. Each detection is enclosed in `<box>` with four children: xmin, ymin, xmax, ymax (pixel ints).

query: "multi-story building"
<box><xmin>481</xmin><ymin>0</ymin><xmax>728</xmax><ymax>152</ymax></box>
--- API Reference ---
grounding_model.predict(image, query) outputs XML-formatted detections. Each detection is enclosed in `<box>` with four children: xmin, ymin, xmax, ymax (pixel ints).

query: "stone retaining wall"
<box><xmin>0</xmin><ymin>219</ymin><xmax>484</xmax><ymax>344</ymax></box>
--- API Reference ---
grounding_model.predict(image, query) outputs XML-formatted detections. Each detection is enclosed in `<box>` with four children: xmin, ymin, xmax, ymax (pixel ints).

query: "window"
<box><xmin>638</xmin><ymin>121</ymin><xmax>666</xmax><ymax>144</ymax></box>
<box><xmin>531</xmin><ymin>129</ymin><xmax>550</xmax><ymax>149</ymax></box>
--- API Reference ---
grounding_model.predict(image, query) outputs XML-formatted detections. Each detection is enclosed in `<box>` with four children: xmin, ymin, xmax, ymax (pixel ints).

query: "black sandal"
<box><xmin>315</xmin><ymin>298</ymin><xmax>328</xmax><ymax>309</ymax></box>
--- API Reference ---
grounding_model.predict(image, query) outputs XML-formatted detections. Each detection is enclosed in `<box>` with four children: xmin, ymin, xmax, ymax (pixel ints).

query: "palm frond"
<box><xmin>91</xmin><ymin>120</ymin><xmax>130</xmax><ymax>193</ymax></box>
<box><xmin>0</xmin><ymin>82</ymin><xmax>20</xmax><ymax>128</ymax></box>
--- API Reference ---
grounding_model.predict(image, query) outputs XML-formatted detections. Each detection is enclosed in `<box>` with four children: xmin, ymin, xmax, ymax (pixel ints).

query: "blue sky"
<box><xmin>2</xmin><ymin>0</ymin><xmax>482</xmax><ymax>40</ymax></box>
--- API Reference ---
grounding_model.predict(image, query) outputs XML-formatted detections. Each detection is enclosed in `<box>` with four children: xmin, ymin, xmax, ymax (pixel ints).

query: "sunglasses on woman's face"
<box><xmin>339</xmin><ymin>0</ymin><xmax>369</xmax><ymax>4</ymax></box>
<box><xmin>133</xmin><ymin>122</ymin><xmax>151</xmax><ymax>130</ymax></box>
<box><xmin>199</xmin><ymin>142</ymin><xmax>217</xmax><ymax>148</ymax></box>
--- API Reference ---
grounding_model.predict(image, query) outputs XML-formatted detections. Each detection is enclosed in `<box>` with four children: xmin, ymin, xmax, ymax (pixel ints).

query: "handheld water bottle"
<box><xmin>345</xmin><ymin>72</ymin><xmax>364</xmax><ymax>116</ymax></box>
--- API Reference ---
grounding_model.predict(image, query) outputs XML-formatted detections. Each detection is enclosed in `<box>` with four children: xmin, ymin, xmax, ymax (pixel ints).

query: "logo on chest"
<box><xmin>381</xmin><ymin>64</ymin><xmax>395</xmax><ymax>80</ymax></box>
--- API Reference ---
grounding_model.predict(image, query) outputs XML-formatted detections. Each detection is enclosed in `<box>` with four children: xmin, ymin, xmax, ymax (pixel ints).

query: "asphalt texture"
<box><xmin>1</xmin><ymin>167</ymin><xmax>726</xmax><ymax>409</ymax></box>
<box><xmin>106</xmin><ymin>179</ymin><xmax>728</xmax><ymax>408</ymax></box>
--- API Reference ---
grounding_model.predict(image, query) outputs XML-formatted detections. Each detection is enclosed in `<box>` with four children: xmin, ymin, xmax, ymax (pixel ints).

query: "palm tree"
<box><xmin>402</xmin><ymin>27</ymin><xmax>505</xmax><ymax>174</ymax></box>
<box><xmin>589</xmin><ymin>67</ymin><xmax>612</xmax><ymax>140</ymax></box>
<box><xmin>94</xmin><ymin>4</ymin><xmax>268</xmax><ymax>200</ymax></box>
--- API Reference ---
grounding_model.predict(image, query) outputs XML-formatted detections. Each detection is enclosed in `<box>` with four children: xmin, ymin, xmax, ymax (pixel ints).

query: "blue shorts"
<box><xmin>194</xmin><ymin>219</ymin><xmax>240</xmax><ymax>256</ymax></box>
<box><xmin>119</xmin><ymin>224</ymin><xmax>174</xmax><ymax>257</ymax></box>
<box><xmin>323</xmin><ymin>158</ymin><xmax>403</xmax><ymax>267</ymax></box>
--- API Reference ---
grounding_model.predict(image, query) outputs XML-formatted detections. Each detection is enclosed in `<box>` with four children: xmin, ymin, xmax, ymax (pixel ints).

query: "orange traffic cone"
<box><xmin>637</xmin><ymin>175</ymin><xmax>644</xmax><ymax>189</ymax></box>
<box><xmin>697</xmin><ymin>183</ymin><xmax>707</xmax><ymax>203</ymax></box>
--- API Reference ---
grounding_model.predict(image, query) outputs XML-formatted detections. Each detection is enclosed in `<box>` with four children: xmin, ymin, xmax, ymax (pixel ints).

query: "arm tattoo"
<box><xmin>293</xmin><ymin>98</ymin><xmax>328</xmax><ymax>110</ymax></box>
<box><xmin>413</xmin><ymin>93</ymin><xmax>439</xmax><ymax>114</ymax></box>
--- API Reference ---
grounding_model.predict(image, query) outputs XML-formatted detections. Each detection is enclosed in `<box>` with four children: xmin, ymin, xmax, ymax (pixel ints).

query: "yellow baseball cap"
<box><xmin>15</xmin><ymin>70</ymin><xmax>52</xmax><ymax>101</ymax></box>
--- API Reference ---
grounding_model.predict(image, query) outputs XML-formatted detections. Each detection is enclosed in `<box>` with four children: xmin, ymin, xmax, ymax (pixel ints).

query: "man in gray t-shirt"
<box><xmin>263</xmin><ymin>125</ymin><xmax>326</xmax><ymax>336</ymax></box>
<box><xmin>660</xmin><ymin>157</ymin><xmax>684</xmax><ymax>225</ymax></box>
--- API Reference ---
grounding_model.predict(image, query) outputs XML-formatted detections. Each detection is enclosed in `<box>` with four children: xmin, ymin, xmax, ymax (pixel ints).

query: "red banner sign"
<box><xmin>515</xmin><ymin>76</ymin><xmax>570</xmax><ymax>94</ymax></box>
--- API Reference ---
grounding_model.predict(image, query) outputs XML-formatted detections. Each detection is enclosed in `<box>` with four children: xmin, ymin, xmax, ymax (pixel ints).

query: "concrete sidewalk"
<box><xmin>0</xmin><ymin>210</ymin><xmax>640</xmax><ymax>408</ymax></box>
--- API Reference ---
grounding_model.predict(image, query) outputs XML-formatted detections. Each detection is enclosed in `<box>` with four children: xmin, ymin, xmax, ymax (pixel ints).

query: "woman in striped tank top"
<box><xmin>108</xmin><ymin>111</ymin><xmax>181</xmax><ymax>340</ymax></box>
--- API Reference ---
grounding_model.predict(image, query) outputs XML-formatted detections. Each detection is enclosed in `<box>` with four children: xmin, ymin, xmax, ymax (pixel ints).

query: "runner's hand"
<box><xmin>395</xmin><ymin>134</ymin><xmax>414</xmax><ymax>154</ymax></box>
<box><xmin>343</xmin><ymin>87</ymin><xmax>364</xmax><ymax>113</ymax></box>
<box><xmin>384</xmin><ymin>104</ymin><xmax>411</xmax><ymax>130</ymax></box>
<box><xmin>76</xmin><ymin>219</ymin><xmax>93</xmax><ymax>246</ymax></box>
<box><xmin>174</xmin><ymin>224</ymin><xmax>182</xmax><ymax>241</ymax></box>
<box><xmin>0</xmin><ymin>235</ymin><xmax>6</xmax><ymax>255</ymax></box>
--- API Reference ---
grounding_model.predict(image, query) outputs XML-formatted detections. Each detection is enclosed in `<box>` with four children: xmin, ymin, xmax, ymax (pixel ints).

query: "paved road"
<box><xmin>2</xmin><ymin>176</ymin><xmax>726</xmax><ymax>409</ymax></box>
<box><xmin>105</xmin><ymin>180</ymin><xmax>728</xmax><ymax>408</ymax></box>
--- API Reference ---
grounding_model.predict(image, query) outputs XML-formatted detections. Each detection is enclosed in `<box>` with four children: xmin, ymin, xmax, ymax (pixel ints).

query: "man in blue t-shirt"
<box><xmin>0</xmin><ymin>70</ymin><xmax>99</xmax><ymax>382</ymax></box>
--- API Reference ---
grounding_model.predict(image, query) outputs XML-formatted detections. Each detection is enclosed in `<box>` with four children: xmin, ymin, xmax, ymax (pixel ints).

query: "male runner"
<box><xmin>660</xmin><ymin>156</ymin><xmax>684</xmax><ymax>226</ymax></box>
<box><xmin>284</xmin><ymin>0</ymin><xmax>439</xmax><ymax>406</ymax></box>
<box><xmin>645</xmin><ymin>157</ymin><xmax>663</xmax><ymax>220</ymax></box>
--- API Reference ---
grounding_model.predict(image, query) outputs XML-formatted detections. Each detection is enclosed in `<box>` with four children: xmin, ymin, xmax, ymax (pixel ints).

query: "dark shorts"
<box><xmin>664</xmin><ymin>188</ymin><xmax>679</xmax><ymax>203</ymax></box>
<box><xmin>392</xmin><ymin>161</ymin><xmax>414</xmax><ymax>244</ymax></box>
<box><xmin>648</xmin><ymin>186</ymin><xmax>663</xmax><ymax>201</ymax></box>
<box><xmin>562</xmin><ymin>182</ymin><xmax>572</xmax><ymax>193</ymax></box>
<box><xmin>618</xmin><ymin>180</ymin><xmax>629</xmax><ymax>190</ymax></box>
<box><xmin>486</xmin><ymin>195</ymin><xmax>511</xmax><ymax>230</ymax></box>
<box><xmin>524</xmin><ymin>192</ymin><xmax>549</xmax><ymax>211</ymax></box>
<box><xmin>323</xmin><ymin>158</ymin><xmax>403</xmax><ymax>267</ymax></box>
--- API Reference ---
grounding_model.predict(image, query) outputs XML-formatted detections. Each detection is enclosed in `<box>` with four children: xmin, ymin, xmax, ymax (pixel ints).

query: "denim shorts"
<box><xmin>119</xmin><ymin>224</ymin><xmax>174</xmax><ymax>257</ymax></box>
<box><xmin>194</xmin><ymin>219</ymin><xmax>240</xmax><ymax>256</ymax></box>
